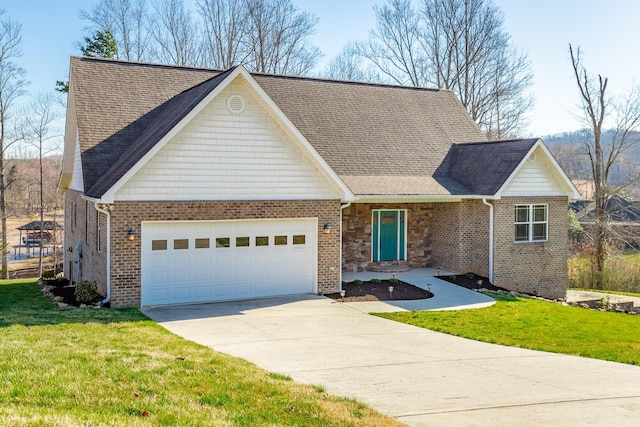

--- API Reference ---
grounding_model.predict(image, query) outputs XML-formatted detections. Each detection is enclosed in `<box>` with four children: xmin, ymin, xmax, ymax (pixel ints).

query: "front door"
<box><xmin>372</xmin><ymin>210</ymin><xmax>406</xmax><ymax>262</ymax></box>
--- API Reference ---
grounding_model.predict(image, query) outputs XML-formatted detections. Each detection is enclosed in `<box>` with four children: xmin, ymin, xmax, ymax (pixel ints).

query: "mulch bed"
<box><xmin>325</xmin><ymin>279</ymin><xmax>433</xmax><ymax>302</ymax></box>
<box><xmin>436</xmin><ymin>272</ymin><xmax>507</xmax><ymax>292</ymax></box>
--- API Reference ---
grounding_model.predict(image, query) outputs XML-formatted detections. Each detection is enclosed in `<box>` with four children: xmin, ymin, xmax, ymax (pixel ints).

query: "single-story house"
<box><xmin>59</xmin><ymin>56</ymin><xmax>580</xmax><ymax>308</ymax></box>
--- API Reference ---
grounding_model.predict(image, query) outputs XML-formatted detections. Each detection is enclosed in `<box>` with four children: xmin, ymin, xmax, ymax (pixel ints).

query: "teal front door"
<box><xmin>372</xmin><ymin>210</ymin><xmax>406</xmax><ymax>262</ymax></box>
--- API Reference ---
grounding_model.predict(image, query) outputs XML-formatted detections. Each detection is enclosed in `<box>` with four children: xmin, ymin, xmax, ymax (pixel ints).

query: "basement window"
<box><xmin>515</xmin><ymin>204</ymin><xmax>547</xmax><ymax>242</ymax></box>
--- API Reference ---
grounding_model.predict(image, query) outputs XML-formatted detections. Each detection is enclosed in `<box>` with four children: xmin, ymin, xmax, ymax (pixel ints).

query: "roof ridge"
<box><xmin>455</xmin><ymin>138</ymin><xmax>539</xmax><ymax>147</ymax></box>
<box><xmin>73</xmin><ymin>55</ymin><xmax>226</xmax><ymax>73</ymax></box>
<box><xmin>72</xmin><ymin>56</ymin><xmax>445</xmax><ymax>93</ymax></box>
<box><xmin>253</xmin><ymin>73</ymin><xmax>444</xmax><ymax>92</ymax></box>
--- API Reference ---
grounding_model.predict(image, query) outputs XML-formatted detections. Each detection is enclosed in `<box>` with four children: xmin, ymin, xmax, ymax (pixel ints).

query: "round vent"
<box><xmin>227</xmin><ymin>95</ymin><xmax>245</xmax><ymax>113</ymax></box>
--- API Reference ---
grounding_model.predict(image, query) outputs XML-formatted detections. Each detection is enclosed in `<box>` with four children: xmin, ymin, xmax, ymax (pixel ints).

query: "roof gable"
<box><xmin>435</xmin><ymin>139</ymin><xmax>538</xmax><ymax>196</ymax></box>
<box><xmin>114</xmin><ymin>75</ymin><xmax>347</xmax><ymax>201</ymax></box>
<box><xmin>87</xmin><ymin>68</ymin><xmax>234</xmax><ymax>198</ymax></box>
<box><xmin>497</xmin><ymin>141</ymin><xmax>581</xmax><ymax>199</ymax></box>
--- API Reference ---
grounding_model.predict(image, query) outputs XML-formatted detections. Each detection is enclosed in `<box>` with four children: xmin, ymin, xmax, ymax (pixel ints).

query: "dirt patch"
<box><xmin>436</xmin><ymin>272</ymin><xmax>507</xmax><ymax>292</ymax></box>
<box><xmin>325</xmin><ymin>279</ymin><xmax>433</xmax><ymax>302</ymax></box>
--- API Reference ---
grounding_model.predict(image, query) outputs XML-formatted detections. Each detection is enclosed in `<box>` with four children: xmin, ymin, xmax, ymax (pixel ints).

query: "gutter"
<box><xmin>482</xmin><ymin>198</ymin><xmax>494</xmax><ymax>283</ymax></box>
<box><xmin>94</xmin><ymin>202</ymin><xmax>113</xmax><ymax>305</ymax></box>
<box><xmin>338</xmin><ymin>201</ymin><xmax>352</xmax><ymax>291</ymax></box>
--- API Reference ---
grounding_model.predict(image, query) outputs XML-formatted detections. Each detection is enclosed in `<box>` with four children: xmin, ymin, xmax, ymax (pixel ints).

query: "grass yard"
<box><xmin>0</xmin><ymin>280</ymin><xmax>402</xmax><ymax>427</ymax></box>
<box><xmin>375</xmin><ymin>292</ymin><xmax>640</xmax><ymax>366</ymax></box>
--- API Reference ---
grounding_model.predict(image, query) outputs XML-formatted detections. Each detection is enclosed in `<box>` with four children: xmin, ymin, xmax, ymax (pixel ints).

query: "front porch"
<box><xmin>341</xmin><ymin>201</ymin><xmax>490</xmax><ymax>277</ymax></box>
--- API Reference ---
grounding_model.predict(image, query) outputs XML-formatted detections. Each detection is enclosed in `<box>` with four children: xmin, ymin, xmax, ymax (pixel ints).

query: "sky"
<box><xmin>4</xmin><ymin>0</ymin><xmax>640</xmax><ymax>137</ymax></box>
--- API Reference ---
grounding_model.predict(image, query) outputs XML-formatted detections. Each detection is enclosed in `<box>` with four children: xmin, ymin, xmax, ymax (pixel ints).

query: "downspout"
<box><xmin>95</xmin><ymin>202</ymin><xmax>113</xmax><ymax>304</ymax></box>
<box><xmin>339</xmin><ymin>201</ymin><xmax>352</xmax><ymax>290</ymax></box>
<box><xmin>482</xmin><ymin>198</ymin><xmax>494</xmax><ymax>283</ymax></box>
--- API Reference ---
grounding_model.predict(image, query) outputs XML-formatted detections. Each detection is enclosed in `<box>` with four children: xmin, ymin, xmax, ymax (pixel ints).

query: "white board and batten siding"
<box><xmin>115</xmin><ymin>78</ymin><xmax>342</xmax><ymax>201</ymax></box>
<box><xmin>501</xmin><ymin>146</ymin><xmax>569</xmax><ymax>197</ymax></box>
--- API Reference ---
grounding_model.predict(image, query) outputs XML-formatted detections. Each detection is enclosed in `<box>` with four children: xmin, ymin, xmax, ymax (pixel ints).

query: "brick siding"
<box><xmin>63</xmin><ymin>190</ymin><xmax>108</xmax><ymax>295</ymax></box>
<box><xmin>493</xmin><ymin>196</ymin><xmax>569</xmax><ymax>299</ymax></box>
<box><xmin>431</xmin><ymin>200</ymin><xmax>490</xmax><ymax>277</ymax></box>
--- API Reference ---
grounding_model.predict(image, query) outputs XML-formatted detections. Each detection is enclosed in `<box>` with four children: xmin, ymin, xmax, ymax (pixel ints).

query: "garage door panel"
<box><xmin>193</xmin><ymin>286</ymin><xmax>211</xmax><ymax>299</ymax></box>
<box><xmin>141</xmin><ymin>219</ymin><xmax>317</xmax><ymax>306</ymax></box>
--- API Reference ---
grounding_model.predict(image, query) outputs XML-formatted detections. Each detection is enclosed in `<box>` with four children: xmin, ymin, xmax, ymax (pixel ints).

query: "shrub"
<box><xmin>353</xmin><ymin>279</ymin><xmax>363</xmax><ymax>285</ymax></box>
<box><xmin>389</xmin><ymin>278</ymin><xmax>399</xmax><ymax>284</ymax></box>
<box><xmin>75</xmin><ymin>280</ymin><xmax>102</xmax><ymax>304</ymax></box>
<box><xmin>465</xmin><ymin>273</ymin><xmax>475</xmax><ymax>279</ymax></box>
<box><xmin>371</xmin><ymin>278</ymin><xmax>381</xmax><ymax>284</ymax></box>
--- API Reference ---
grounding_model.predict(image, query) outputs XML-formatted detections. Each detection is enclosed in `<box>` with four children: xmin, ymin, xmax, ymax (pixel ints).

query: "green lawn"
<box><xmin>375</xmin><ymin>292</ymin><xmax>640</xmax><ymax>365</ymax></box>
<box><xmin>0</xmin><ymin>280</ymin><xmax>402</xmax><ymax>426</ymax></box>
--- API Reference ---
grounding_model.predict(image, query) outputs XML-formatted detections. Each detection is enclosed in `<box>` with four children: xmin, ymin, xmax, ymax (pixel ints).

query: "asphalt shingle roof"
<box><xmin>67</xmin><ymin>57</ymin><xmax>533</xmax><ymax>198</ymax></box>
<box><xmin>435</xmin><ymin>139</ymin><xmax>539</xmax><ymax>196</ymax></box>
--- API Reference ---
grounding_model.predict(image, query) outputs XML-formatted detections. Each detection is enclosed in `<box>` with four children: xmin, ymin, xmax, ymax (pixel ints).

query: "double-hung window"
<box><xmin>514</xmin><ymin>204</ymin><xmax>547</xmax><ymax>242</ymax></box>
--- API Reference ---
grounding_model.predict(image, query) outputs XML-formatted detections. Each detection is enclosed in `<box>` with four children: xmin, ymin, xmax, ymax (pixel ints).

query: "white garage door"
<box><xmin>141</xmin><ymin>219</ymin><xmax>317</xmax><ymax>306</ymax></box>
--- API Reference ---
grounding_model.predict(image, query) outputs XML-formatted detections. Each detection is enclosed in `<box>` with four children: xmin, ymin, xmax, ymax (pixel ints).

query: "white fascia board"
<box><xmin>355</xmin><ymin>194</ymin><xmax>498</xmax><ymax>203</ymax></box>
<box><xmin>494</xmin><ymin>139</ymin><xmax>582</xmax><ymax>200</ymax></box>
<box><xmin>101</xmin><ymin>65</ymin><xmax>355</xmax><ymax>203</ymax></box>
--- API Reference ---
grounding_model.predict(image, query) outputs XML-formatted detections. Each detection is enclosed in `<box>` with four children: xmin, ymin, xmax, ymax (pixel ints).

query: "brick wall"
<box><xmin>431</xmin><ymin>200</ymin><xmax>490</xmax><ymax>277</ymax></box>
<box><xmin>109</xmin><ymin>199</ymin><xmax>341</xmax><ymax>308</ymax></box>
<box><xmin>493</xmin><ymin>196</ymin><xmax>569</xmax><ymax>299</ymax></box>
<box><xmin>342</xmin><ymin>203</ymin><xmax>433</xmax><ymax>271</ymax></box>
<box><xmin>63</xmin><ymin>190</ymin><xmax>108</xmax><ymax>295</ymax></box>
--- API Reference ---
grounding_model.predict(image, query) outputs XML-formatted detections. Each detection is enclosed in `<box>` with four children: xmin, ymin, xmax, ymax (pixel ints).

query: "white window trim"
<box><xmin>514</xmin><ymin>204</ymin><xmax>548</xmax><ymax>243</ymax></box>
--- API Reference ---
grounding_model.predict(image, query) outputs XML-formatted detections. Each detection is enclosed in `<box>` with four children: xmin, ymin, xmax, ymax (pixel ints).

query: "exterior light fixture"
<box><xmin>323</xmin><ymin>223</ymin><xmax>331</xmax><ymax>234</ymax></box>
<box><xmin>388</xmin><ymin>285</ymin><xmax>394</xmax><ymax>299</ymax></box>
<box><xmin>127</xmin><ymin>228</ymin><xmax>136</xmax><ymax>241</ymax></box>
<box><xmin>436</xmin><ymin>268</ymin><xmax>441</xmax><ymax>276</ymax></box>
<box><xmin>428</xmin><ymin>284</ymin><xmax>432</xmax><ymax>293</ymax></box>
<box><xmin>340</xmin><ymin>289</ymin><xmax>346</xmax><ymax>301</ymax></box>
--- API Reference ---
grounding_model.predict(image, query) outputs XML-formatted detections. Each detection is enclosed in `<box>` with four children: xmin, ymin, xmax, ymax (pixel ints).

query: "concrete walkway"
<box><xmin>341</xmin><ymin>268</ymin><xmax>495</xmax><ymax>313</ymax></box>
<box><xmin>567</xmin><ymin>289</ymin><xmax>640</xmax><ymax>311</ymax></box>
<box><xmin>144</xmin><ymin>293</ymin><xmax>640</xmax><ymax>426</ymax></box>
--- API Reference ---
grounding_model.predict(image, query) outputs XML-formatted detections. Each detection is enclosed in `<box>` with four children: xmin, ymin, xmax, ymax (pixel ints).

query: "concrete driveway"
<box><xmin>144</xmin><ymin>295</ymin><xmax>640</xmax><ymax>426</ymax></box>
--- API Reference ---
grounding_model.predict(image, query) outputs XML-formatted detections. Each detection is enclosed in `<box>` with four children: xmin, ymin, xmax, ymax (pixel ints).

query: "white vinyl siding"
<box><xmin>69</xmin><ymin>133</ymin><xmax>84</xmax><ymax>192</ymax></box>
<box><xmin>115</xmin><ymin>78</ymin><xmax>341</xmax><ymax>201</ymax></box>
<box><xmin>502</xmin><ymin>147</ymin><xmax>565</xmax><ymax>196</ymax></box>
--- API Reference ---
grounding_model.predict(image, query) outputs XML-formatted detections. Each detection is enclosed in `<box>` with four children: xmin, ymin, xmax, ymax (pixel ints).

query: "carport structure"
<box><xmin>14</xmin><ymin>220</ymin><xmax>62</xmax><ymax>258</ymax></box>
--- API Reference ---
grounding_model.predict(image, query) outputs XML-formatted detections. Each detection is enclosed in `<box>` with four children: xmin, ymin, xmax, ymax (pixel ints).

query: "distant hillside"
<box><xmin>543</xmin><ymin>130</ymin><xmax>640</xmax><ymax>199</ymax></box>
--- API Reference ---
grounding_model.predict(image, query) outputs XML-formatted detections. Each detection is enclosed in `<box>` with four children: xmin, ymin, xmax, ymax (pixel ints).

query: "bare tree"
<box><xmin>149</xmin><ymin>0</ymin><xmax>202</xmax><ymax>66</ymax></box>
<box><xmin>198</xmin><ymin>0</ymin><xmax>249</xmax><ymax>68</ymax></box>
<box><xmin>0</xmin><ymin>10</ymin><xmax>27</xmax><ymax>278</ymax></box>
<box><xmin>569</xmin><ymin>44</ymin><xmax>640</xmax><ymax>277</ymax></box>
<box><xmin>22</xmin><ymin>93</ymin><xmax>60</xmax><ymax>278</ymax></box>
<box><xmin>243</xmin><ymin>0</ymin><xmax>322</xmax><ymax>75</ymax></box>
<box><xmin>358</xmin><ymin>0</ymin><xmax>532</xmax><ymax>137</ymax></box>
<box><xmin>80</xmin><ymin>0</ymin><xmax>150</xmax><ymax>61</ymax></box>
<box><xmin>358</xmin><ymin>0</ymin><xmax>426</xmax><ymax>86</ymax></box>
<box><xmin>324</xmin><ymin>42</ymin><xmax>381</xmax><ymax>82</ymax></box>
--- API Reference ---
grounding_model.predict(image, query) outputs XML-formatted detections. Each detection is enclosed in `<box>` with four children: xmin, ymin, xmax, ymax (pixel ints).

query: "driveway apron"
<box><xmin>144</xmin><ymin>295</ymin><xmax>640</xmax><ymax>426</ymax></box>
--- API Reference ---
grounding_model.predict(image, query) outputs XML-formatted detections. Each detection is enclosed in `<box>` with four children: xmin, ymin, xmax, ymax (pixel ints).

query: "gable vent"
<box><xmin>227</xmin><ymin>95</ymin><xmax>245</xmax><ymax>113</ymax></box>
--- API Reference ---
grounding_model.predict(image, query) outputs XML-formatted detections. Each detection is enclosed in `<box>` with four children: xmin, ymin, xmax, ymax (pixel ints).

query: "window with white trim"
<box><xmin>514</xmin><ymin>204</ymin><xmax>547</xmax><ymax>242</ymax></box>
